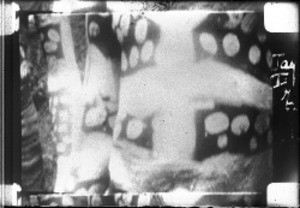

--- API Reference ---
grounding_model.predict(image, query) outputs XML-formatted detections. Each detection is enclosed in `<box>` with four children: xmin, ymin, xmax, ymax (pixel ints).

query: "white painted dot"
<box><xmin>199</xmin><ymin>32</ymin><xmax>218</xmax><ymax>55</ymax></box>
<box><xmin>241</xmin><ymin>13</ymin><xmax>256</xmax><ymax>34</ymax></box>
<box><xmin>205</xmin><ymin>112</ymin><xmax>230</xmax><ymax>135</ymax></box>
<box><xmin>231</xmin><ymin>114</ymin><xmax>250</xmax><ymax>136</ymax></box>
<box><xmin>47</xmin><ymin>28</ymin><xmax>60</xmax><ymax>42</ymax></box>
<box><xmin>120</xmin><ymin>14</ymin><xmax>131</xmax><ymax>37</ymax></box>
<box><xmin>129</xmin><ymin>46</ymin><xmax>139</xmax><ymax>68</ymax></box>
<box><xmin>267</xmin><ymin>130</ymin><xmax>273</xmax><ymax>145</ymax></box>
<box><xmin>121</xmin><ymin>51</ymin><xmax>128</xmax><ymax>71</ymax></box>
<box><xmin>217</xmin><ymin>134</ymin><xmax>228</xmax><ymax>149</ymax></box>
<box><xmin>141</xmin><ymin>40</ymin><xmax>154</xmax><ymax>62</ymax></box>
<box><xmin>254</xmin><ymin>113</ymin><xmax>270</xmax><ymax>135</ymax></box>
<box><xmin>20</xmin><ymin>61</ymin><xmax>30</xmax><ymax>79</ymax></box>
<box><xmin>89</xmin><ymin>21</ymin><xmax>100</xmax><ymax>37</ymax></box>
<box><xmin>266</xmin><ymin>50</ymin><xmax>273</xmax><ymax>68</ymax></box>
<box><xmin>116</xmin><ymin>28</ymin><xmax>124</xmax><ymax>43</ymax></box>
<box><xmin>113</xmin><ymin>122</ymin><xmax>122</xmax><ymax>140</ymax></box>
<box><xmin>85</xmin><ymin>107</ymin><xmax>107</xmax><ymax>128</ymax></box>
<box><xmin>222</xmin><ymin>33</ymin><xmax>240</xmax><ymax>57</ymax></box>
<box><xmin>135</xmin><ymin>18</ymin><xmax>148</xmax><ymax>44</ymax></box>
<box><xmin>249</xmin><ymin>45</ymin><xmax>261</xmax><ymax>65</ymax></box>
<box><xmin>126</xmin><ymin>119</ymin><xmax>145</xmax><ymax>140</ymax></box>
<box><xmin>19</xmin><ymin>46</ymin><xmax>25</xmax><ymax>59</ymax></box>
<box><xmin>224</xmin><ymin>13</ymin><xmax>244</xmax><ymax>29</ymax></box>
<box><xmin>44</xmin><ymin>41</ymin><xmax>58</xmax><ymax>53</ymax></box>
<box><xmin>257</xmin><ymin>31</ymin><xmax>267</xmax><ymax>43</ymax></box>
<box><xmin>250</xmin><ymin>137</ymin><xmax>258</xmax><ymax>151</ymax></box>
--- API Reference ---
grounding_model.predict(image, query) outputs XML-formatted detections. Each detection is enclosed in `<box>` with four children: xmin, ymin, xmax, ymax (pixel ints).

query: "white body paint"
<box><xmin>110</xmin><ymin>11</ymin><xmax>272</xmax><ymax>191</ymax></box>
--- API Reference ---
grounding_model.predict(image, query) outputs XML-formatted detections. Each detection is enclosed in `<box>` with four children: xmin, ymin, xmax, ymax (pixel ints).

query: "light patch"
<box><xmin>217</xmin><ymin>134</ymin><xmax>228</xmax><ymax>149</ymax></box>
<box><xmin>85</xmin><ymin>107</ymin><xmax>107</xmax><ymax>128</ymax></box>
<box><xmin>20</xmin><ymin>61</ymin><xmax>31</xmax><ymax>79</ymax></box>
<box><xmin>44</xmin><ymin>41</ymin><xmax>58</xmax><ymax>53</ymax></box>
<box><xmin>116</xmin><ymin>28</ymin><xmax>124</xmax><ymax>43</ymax></box>
<box><xmin>222</xmin><ymin>33</ymin><xmax>240</xmax><ymax>57</ymax></box>
<box><xmin>62</xmin><ymin>195</ymin><xmax>74</xmax><ymax>206</ymax></box>
<box><xmin>266</xmin><ymin>50</ymin><xmax>273</xmax><ymax>68</ymax></box>
<box><xmin>126</xmin><ymin>119</ymin><xmax>145</xmax><ymax>140</ymax></box>
<box><xmin>89</xmin><ymin>21</ymin><xmax>100</xmax><ymax>37</ymax></box>
<box><xmin>205</xmin><ymin>112</ymin><xmax>230</xmax><ymax>135</ymax></box>
<box><xmin>254</xmin><ymin>113</ymin><xmax>270</xmax><ymax>135</ymax></box>
<box><xmin>135</xmin><ymin>18</ymin><xmax>148</xmax><ymax>44</ymax></box>
<box><xmin>108</xmin><ymin>115</ymin><xmax>117</xmax><ymax>129</ymax></box>
<box><xmin>249</xmin><ymin>45</ymin><xmax>261</xmax><ymax>65</ymax></box>
<box><xmin>47</xmin><ymin>56</ymin><xmax>57</xmax><ymax>72</ymax></box>
<box><xmin>141</xmin><ymin>40</ymin><xmax>154</xmax><ymax>63</ymax></box>
<box><xmin>129</xmin><ymin>46</ymin><xmax>140</xmax><ymax>68</ymax></box>
<box><xmin>121</xmin><ymin>51</ymin><xmax>128</xmax><ymax>71</ymax></box>
<box><xmin>241</xmin><ymin>13</ymin><xmax>256</xmax><ymax>34</ymax></box>
<box><xmin>19</xmin><ymin>46</ymin><xmax>25</xmax><ymax>59</ymax></box>
<box><xmin>120</xmin><ymin>14</ymin><xmax>131</xmax><ymax>37</ymax></box>
<box><xmin>91</xmin><ymin>195</ymin><xmax>102</xmax><ymax>206</ymax></box>
<box><xmin>250</xmin><ymin>137</ymin><xmax>258</xmax><ymax>151</ymax></box>
<box><xmin>47</xmin><ymin>28</ymin><xmax>60</xmax><ymax>42</ymax></box>
<box><xmin>267</xmin><ymin>130</ymin><xmax>273</xmax><ymax>145</ymax></box>
<box><xmin>231</xmin><ymin>114</ymin><xmax>250</xmax><ymax>136</ymax></box>
<box><xmin>224</xmin><ymin>13</ymin><xmax>244</xmax><ymax>29</ymax></box>
<box><xmin>199</xmin><ymin>32</ymin><xmax>218</xmax><ymax>55</ymax></box>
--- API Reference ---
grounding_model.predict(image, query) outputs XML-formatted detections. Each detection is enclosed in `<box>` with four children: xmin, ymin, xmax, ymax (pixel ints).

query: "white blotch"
<box><xmin>135</xmin><ymin>18</ymin><xmax>148</xmax><ymax>44</ymax></box>
<box><xmin>20</xmin><ymin>60</ymin><xmax>31</xmax><ymax>79</ymax></box>
<box><xmin>129</xmin><ymin>46</ymin><xmax>139</xmax><ymax>68</ymax></box>
<box><xmin>47</xmin><ymin>56</ymin><xmax>57</xmax><ymax>72</ymax></box>
<box><xmin>224</xmin><ymin>13</ymin><xmax>244</xmax><ymax>29</ymax></box>
<box><xmin>205</xmin><ymin>112</ymin><xmax>230</xmax><ymax>135</ymax></box>
<box><xmin>199</xmin><ymin>32</ymin><xmax>218</xmax><ymax>55</ymax></box>
<box><xmin>47</xmin><ymin>28</ymin><xmax>60</xmax><ymax>42</ymax></box>
<box><xmin>44</xmin><ymin>41</ymin><xmax>58</xmax><ymax>53</ymax></box>
<box><xmin>89</xmin><ymin>21</ymin><xmax>100</xmax><ymax>37</ymax></box>
<box><xmin>231</xmin><ymin>114</ymin><xmax>250</xmax><ymax>136</ymax></box>
<box><xmin>222</xmin><ymin>33</ymin><xmax>240</xmax><ymax>57</ymax></box>
<box><xmin>121</xmin><ymin>51</ymin><xmax>128</xmax><ymax>71</ymax></box>
<box><xmin>85</xmin><ymin>107</ymin><xmax>107</xmax><ymax>128</ymax></box>
<box><xmin>62</xmin><ymin>195</ymin><xmax>74</xmax><ymax>206</ymax></box>
<box><xmin>116</xmin><ymin>28</ymin><xmax>124</xmax><ymax>43</ymax></box>
<box><xmin>141</xmin><ymin>40</ymin><xmax>154</xmax><ymax>62</ymax></box>
<box><xmin>108</xmin><ymin>115</ymin><xmax>117</xmax><ymax>129</ymax></box>
<box><xmin>19</xmin><ymin>46</ymin><xmax>25</xmax><ymax>59</ymax></box>
<box><xmin>254</xmin><ymin>113</ymin><xmax>270</xmax><ymax>135</ymax></box>
<box><xmin>217</xmin><ymin>134</ymin><xmax>228</xmax><ymax>149</ymax></box>
<box><xmin>120</xmin><ymin>14</ymin><xmax>131</xmax><ymax>37</ymax></box>
<box><xmin>267</xmin><ymin>130</ymin><xmax>273</xmax><ymax>145</ymax></box>
<box><xmin>250</xmin><ymin>137</ymin><xmax>258</xmax><ymax>151</ymax></box>
<box><xmin>249</xmin><ymin>45</ymin><xmax>261</xmax><ymax>65</ymax></box>
<box><xmin>126</xmin><ymin>119</ymin><xmax>145</xmax><ymax>140</ymax></box>
<box><xmin>91</xmin><ymin>195</ymin><xmax>102</xmax><ymax>206</ymax></box>
<box><xmin>266</xmin><ymin>50</ymin><xmax>273</xmax><ymax>68</ymax></box>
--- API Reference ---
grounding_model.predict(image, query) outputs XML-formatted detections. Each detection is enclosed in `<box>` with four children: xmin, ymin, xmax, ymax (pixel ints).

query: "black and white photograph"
<box><xmin>1</xmin><ymin>1</ymin><xmax>299</xmax><ymax>207</ymax></box>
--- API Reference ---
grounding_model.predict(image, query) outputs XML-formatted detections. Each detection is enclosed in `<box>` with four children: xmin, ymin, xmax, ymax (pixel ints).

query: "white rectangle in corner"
<box><xmin>267</xmin><ymin>183</ymin><xmax>299</xmax><ymax>207</ymax></box>
<box><xmin>264</xmin><ymin>2</ymin><xmax>299</xmax><ymax>33</ymax></box>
